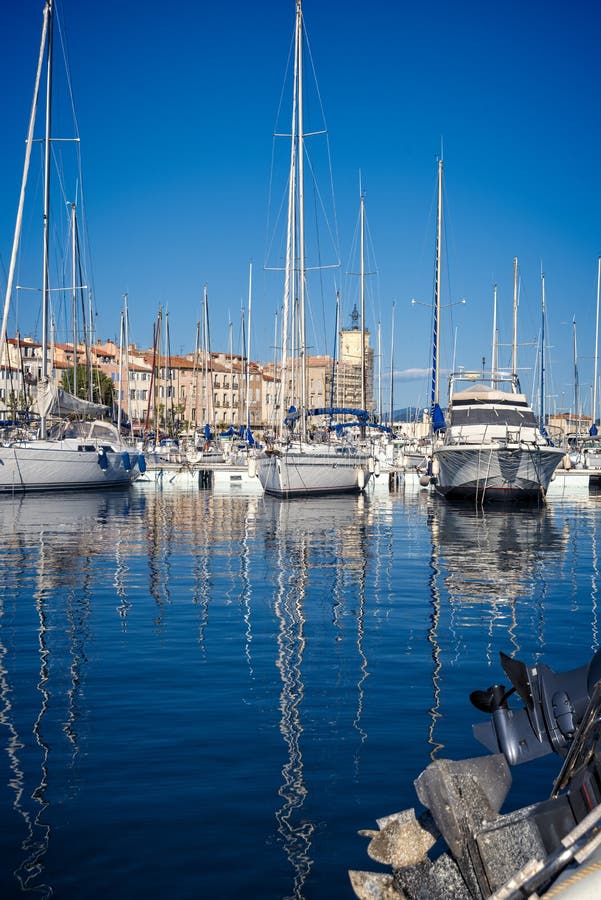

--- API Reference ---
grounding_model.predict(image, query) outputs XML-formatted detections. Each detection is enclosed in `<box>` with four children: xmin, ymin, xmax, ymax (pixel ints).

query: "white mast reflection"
<box><xmin>426</xmin><ymin>506</ymin><xmax>443</xmax><ymax>760</ymax></box>
<box><xmin>273</xmin><ymin>505</ymin><xmax>314</xmax><ymax>899</ymax></box>
<box><xmin>13</xmin><ymin>537</ymin><xmax>53</xmax><ymax>897</ymax></box>
<box><xmin>238</xmin><ymin>498</ymin><xmax>258</xmax><ymax>678</ymax></box>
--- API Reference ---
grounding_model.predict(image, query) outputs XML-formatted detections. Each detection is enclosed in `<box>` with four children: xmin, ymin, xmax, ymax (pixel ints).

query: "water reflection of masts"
<box><xmin>592</xmin><ymin>509</ymin><xmax>599</xmax><ymax>653</ymax></box>
<box><xmin>146</xmin><ymin>491</ymin><xmax>175</xmax><ymax>629</ymax></box>
<box><xmin>191</xmin><ymin>494</ymin><xmax>213</xmax><ymax>650</ymax></box>
<box><xmin>64</xmin><ymin>563</ymin><xmax>92</xmax><ymax>757</ymax></box>
<box><xmin>0</xmin><ymin>537</ymin><xmax>46</xmax><ymax>895</ymax></box>
<box><xmin>14</xmin><ymin>548</ymin><xmax>53</xmax><ymax>896</ymax></box>
<box><xmin>114</xmin><ymin>532</ymin><xmax>131</xmax><ymax>626</ymax></box>
<box><xmin>330</xmin><ymin>508</ymin><xmax>370</xmax><ymax>769</ymax></box>
<box><xmin>239</xmin><ymin>499</ymin><xmax>255</xmax><ymax>677</ymax></box>
<box><xmin>352</xmin><ymin>519</ymin><xmax>369</xmax><ymax>770</ymax></box>
<box><xmin>274</xmin><ymin>513</ymin><xmax>314</xmax><ymax>898</ymax></box>
<box><xmin>426</xmin><ymin>507</ymin><xmax>444</xmax><ymax>760</ymax></box>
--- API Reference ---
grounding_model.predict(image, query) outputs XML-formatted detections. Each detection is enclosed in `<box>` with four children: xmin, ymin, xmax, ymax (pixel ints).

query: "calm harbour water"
<box><xmin>0</xmin><ymin>480</ymin><xmax>599</xmax><ymax>898</ymax></box>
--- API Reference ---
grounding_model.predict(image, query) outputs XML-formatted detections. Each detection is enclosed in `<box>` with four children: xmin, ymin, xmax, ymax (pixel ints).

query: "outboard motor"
<box><xmin>470</xmin><ymin>649</ymin><xmax>601</xmax><ymax>765</ymax></box>
<box><xmin>352</xmin><ymin>651</ymin><xmax>601</xmax><ymax>900</ymax></box>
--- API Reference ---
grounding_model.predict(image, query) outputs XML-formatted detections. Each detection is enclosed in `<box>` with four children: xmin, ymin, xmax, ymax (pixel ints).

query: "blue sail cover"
<box><xmin>432</xmin><ymin>403</ymin><xmax>446</xmax><ymax>433</ymax></box>
<box><xmin>307</xmin><ymin>407</ymin><xmax>369</xmax><ymax>421</ymax></box>
<box><xmin>284</xmin><ymin>405</ymin><xmax>300</xmax><ymax>427</ymax></box>
<box><xmin>328</xmin><ymin>421</ymin><xmax>392</xmax><ymax>434</ymax></box>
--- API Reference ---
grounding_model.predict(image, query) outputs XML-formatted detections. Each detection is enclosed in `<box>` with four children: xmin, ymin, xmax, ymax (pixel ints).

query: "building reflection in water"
<box><xmin>425</xmin><ymin>497</ymin><xmax>568</xmax><ymax>759</ymax></box>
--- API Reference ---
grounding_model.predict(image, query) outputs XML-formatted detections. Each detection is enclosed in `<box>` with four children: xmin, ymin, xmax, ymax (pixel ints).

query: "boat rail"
<box><xmin>443</xmin><ymin>421</ymin><xmax>549</xmax><ymax>447</ymax></box>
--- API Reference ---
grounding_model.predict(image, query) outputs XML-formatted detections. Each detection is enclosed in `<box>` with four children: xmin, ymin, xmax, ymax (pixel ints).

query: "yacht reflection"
<box><xmin>264</xmin><ymin>495</ymin><xmax>371</xmax><ymax>898</ymax></box>
<box><xmin>428</xmin><ymin>499</ymin><xmax>565</xmax><ymax>607</ymax></box>
<box><xmin>426</xmin><ymin>498</ymin><xmax>566</xmax><ymax>759</ymax></box>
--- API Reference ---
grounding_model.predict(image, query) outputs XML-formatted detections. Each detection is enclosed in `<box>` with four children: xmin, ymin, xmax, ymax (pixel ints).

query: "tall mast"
<box><xmin>0</xmin><ymin>2</ymin><xmax>49</xmax><ymax>358</ymax></box>
<box><xmin>593</xmin><ymin>256</ymin><xmax>601</xmax><ymax>428</ymax></box>
<box><xmin>240</xmin><ymin>308</ymin><xmax>246</xmax><ymax>425</ymax></box>
<box><xmin>124</xmin><ymin>293</ymin><xmax>131</xmax><ymax>428</ymax></box>
<box><xmin>228</xmin><ymin>319</ymin><xmax>233</xmax><ymax>427</ymax></box>
<box><xmin>41</xmin><ymin>0</ymin><xmax>54</xmax><ymax>438</ymax></box>
<box><xmin>279</xmin><ymin>2</ymin><xmax>300</xmax><ymax>436</ymax></box>
<box><xmin>296</xmin><ymin>0</ymin><xmax>307</xmax><ymax>440</ymax></box>
<box><xmin>377</xmin><ymin>320</ymin><xmax>381</xmax><ymax>422</ymax></box>
<box><xmin>272</xmin><ymin>311</ymin><xmax>278</xmax><ymax>430</ymax></box>
<box><xmin>389</xmin><ymin>301</ymin><xmax>395</xmax><ymax>427</ymax></box>
<box><xmin>431</xmin><ymin>157</ymin><xmax>443</xmax><ymax>411</ymax></box>
<box><xmin>71</xmin><ymin>202</ymin><xmax>77</xmax><ymax>397</ymax></box>
<box><xmin>245</xmin><ymin>261</ymin><xmax>253</xmax><ymax>437</ymax></box>
<box><xmin>360</xmin><ymin>189</ymin><xmax>366</xmax><ymax>412</ymax></box>
<box><xmin>193</xmin><ymin>320</ymin><xmax>200</xmax><ymax>429</ymax></box>
<box><xmin>87</xmin><ymin>292</ymin><xmax>93</xmax><ymax>400</ymax></box>
<box><xmin>512</xmin><ymin>257</ymin><xmax>519</xmax><ymax>378</ymax></box>
<box><xmin>573</xmin><ymin>317</ymin><xmax>580</xmax><ymax>436</ymax></box>
<box><xmin>329</xmin><ymin>291</ymin><xmax>340</xmax><ymax>413</ymax></box>
<box><xmin>117</xmin><ymin>309</ymin><xmax>124</xmax><ymax>433</ymax></box>
<box><xmin>165</xmin><ymin>311</ymin><xmax>171</xmax><ymax>434</ymax></box>
<box><xmin>540</xmin><ymin>271</ymin><xmax>546</xmax><ymax>429</ymax></box>
<box><xmin>202</xmin><ymin>285</ymin><xmax>214</xmax><ymax>429</ymax></box>
<box><xmin>491</xmin><ymin>283</ymin><xmax>498</xmax><ymax>386</ymax></box>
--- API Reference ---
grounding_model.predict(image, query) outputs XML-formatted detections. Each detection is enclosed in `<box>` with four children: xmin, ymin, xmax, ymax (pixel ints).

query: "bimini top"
<box><xmin>451</xmin><ymin>384</ymin><xmax>529</xmax><ymax>407</ymax></box>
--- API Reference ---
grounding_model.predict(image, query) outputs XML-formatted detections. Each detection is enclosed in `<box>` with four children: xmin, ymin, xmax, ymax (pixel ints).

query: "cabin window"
<box><xmin>451</xmin><ymin>407</ymin><xmax>537</xmax><ymax>427</ymax></box>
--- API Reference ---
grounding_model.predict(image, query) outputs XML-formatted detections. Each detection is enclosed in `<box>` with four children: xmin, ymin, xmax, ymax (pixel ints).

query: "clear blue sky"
<box><xmin>1</xmin><ymin>0</ymin><xmax>599</xmax><ymax>414</ymax></box>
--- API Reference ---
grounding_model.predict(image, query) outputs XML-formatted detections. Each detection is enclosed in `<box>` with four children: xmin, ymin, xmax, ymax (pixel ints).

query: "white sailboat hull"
<box><xmin>258</xmin><ymin>446</ymin><xmax>371</xmax><ymax>498</ymax></box>
<box><xmin>0</xmin><ymin>440</ymin><xmax>142</xmax><ymax>493</ymax></box>
<box><xmin>433</xmin><ymin>443</ymin><xmax>565</xmax><ymax>501</ymax></box>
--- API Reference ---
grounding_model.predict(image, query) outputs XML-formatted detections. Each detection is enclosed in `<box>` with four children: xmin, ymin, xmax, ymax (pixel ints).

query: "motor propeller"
<box><xmin>469</xmin><ymin>683</ymin><xmax>515</xmax><ymax>715</ymax></box>
<box><xmin>471</xmin><ymin>649</ymin><xmax>601</xmax><ymax>765</ymax></box>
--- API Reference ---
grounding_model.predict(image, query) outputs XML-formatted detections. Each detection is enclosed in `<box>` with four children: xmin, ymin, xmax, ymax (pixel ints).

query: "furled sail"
<box><xmin>36</xmin><ymin>380</ymin><xmax>109</xmax><ymax>418</ymax></box>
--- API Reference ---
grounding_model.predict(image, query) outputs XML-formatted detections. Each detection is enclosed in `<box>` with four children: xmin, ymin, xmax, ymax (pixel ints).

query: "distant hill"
<box><xmin>393</xmin><ymin>407</ymin><xmax>428</xmax><ymax>423</ymax></box>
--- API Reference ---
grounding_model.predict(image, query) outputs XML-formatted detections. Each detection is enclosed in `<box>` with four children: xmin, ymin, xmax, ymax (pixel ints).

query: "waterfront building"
<box><xmin>0</xmin><ymin>321</ymin><xmax>376</xmax><ymax>434</ymax></box>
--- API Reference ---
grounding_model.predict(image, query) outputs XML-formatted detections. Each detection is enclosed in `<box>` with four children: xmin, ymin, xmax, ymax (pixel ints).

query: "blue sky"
<box><xmin>0</xmin><ymin>0</ymin><xmax>599</xmax><ymax>413</ymax></box>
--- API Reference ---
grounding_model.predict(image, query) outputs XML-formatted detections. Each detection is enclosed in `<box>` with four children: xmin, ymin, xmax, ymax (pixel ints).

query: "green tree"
<box><xmin>61</xmin><ymin>366</ymin><xmax>115</xmax><ymax>407</ymax></box>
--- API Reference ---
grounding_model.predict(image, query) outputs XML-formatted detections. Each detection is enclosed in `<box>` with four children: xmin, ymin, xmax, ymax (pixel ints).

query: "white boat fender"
<box><xmin>431</xmin><ymin>457</ymin><xmax>440</xmax><ymax>477</ymax></box>
<box><xmin>98</xmin><ymin>449</ymin><xmax>108</xmax><ymax>470</ymax></box>
<box><xmin>563</xmin><ymin>454</ymin><xmax>572</xmax><ymax>470</ymax></box>
<box><xmin>248</xmin><ymin>457</ymin><xmax>257</xmax><ymax>478</ymax></box>
<box><xmin>419</xmin><ymin>474</ymin><xmax>431</xmax><ymax>487</ymax></box>
<box><xmin>357</xmin><ymin>468</ymin><xmax>365</xmax><ymax>489</ymax></box>
<box><xmin>368</xmin><ymin>456</ymin><xmax>375</xmax><ymax>474</ymax></box>
<box><xmin>375</xmin><ymin>459</ymin><xmax>380</xmax><ymax>476</ymax></box>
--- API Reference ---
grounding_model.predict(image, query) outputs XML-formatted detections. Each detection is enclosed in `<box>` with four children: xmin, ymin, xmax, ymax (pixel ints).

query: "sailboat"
<box><xmin>0</xmin><ymin>0</ymin><xmax>144</xmax><ymax>493</ymax></box>
<box><xmin>257</xmin><ymin>0</ymin><xmax>373</xmax><ymax>498</ymax></box>
<box><xmin>432</xmin><ymin>257</ymin><xmax>565</xmax><ymax>502</ymax></box>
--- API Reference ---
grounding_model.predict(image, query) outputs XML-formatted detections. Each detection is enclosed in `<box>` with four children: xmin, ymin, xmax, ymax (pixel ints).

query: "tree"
<box><xmin>61</xmin><ymin>366</ymin><xmax>114</xmax><ymax>407</ymax></box>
